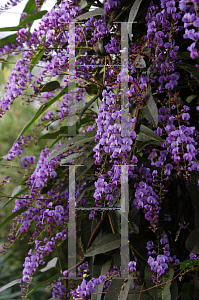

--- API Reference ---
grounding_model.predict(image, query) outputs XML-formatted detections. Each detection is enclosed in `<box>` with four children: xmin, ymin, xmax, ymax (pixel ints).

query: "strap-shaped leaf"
<box><xmin>127</xmin><ymin>286</ymin><xmax>152</xmax><ymax>299</ymax></box>
<box><xmin>30</xmin><ymin>49</ymin><xmax>44</xmax><ymax>72</ymax></box>
<box><xmin>104</xmin><ymin>278</ymin><xmax>124</xmax><ymax>300</ymax></box>
<box><xmin>85</xmin><ymin>233</ymin><xmax>122</xmax><ymax>257</ymax></box>
<box><xmin>145</xmin><ymin>265</ymin><xmax>174</xmax><ymax>300</ymax></box>
<box><xmin>60</xmin><ymin>155</ymin><xmax>95</xmax><ymax>194</ymax></box>
<box><xmin>22</xmin><ymin>0</ymin><xmax>36</xmax><ymax>15</ymax></box>
<box><xmin>0</xmin><ymin>279</ymin><xmax>21</xmax><ymax>293</ymax></box>
<box><xmin>3</xmin><ymin>186</ymin><xmax>29</xmax><ymax>209</ymax></box>
<box><xmin>74</xmin><ymin>8</ymin><xmax>105</xmax><ymax>21</ymax></box>
<box><xmin>40</xmin><ymin>257</ymin><xmax>58</xmax><ymax>272</ymax></box>
<box><xmin>180</xmin><ymin>259</ymin><xmax>199</xmax><ymax>269</ymax></box>
<box><xmin>136</xmin><ymin>125</ymin><xmax>164</xmax><ymax>145</ymax></box>
<box><xmin>178</xmin><ymin>62</ymin><xmax>199</xmax><ymax>83</ymax></box>
<box><xmin>26</xmin><ymin>273</ymin><xmax>62</xmax><ymax>296</ymax></box>
<box><xmin>181</xmin><ymin>282</ymin><xmax>195</xmax><ymax>300</ymax></box>
<box><xmin>76</xmin><ymin>180</ymin><xmax>95</xmax><ymax>204</ymax></box>
<box><xmin>79</xmin><ymin>91</ymin><xmax>101</xmax><ymax>123</ymax></box>
<box><xmin>36</xmin><ymin>81</ymin><xmax>60</xmax><ymax>93</ymax></box>
<box><xmin>134</xmin><ymin>55</ymin><xmax>146</xmax><ymax>68</ymax></box>
<box><xmin>0</xmin><ymin>11</ymin><xmax>47</xmax><ymax>32</ymax></box>
<box><xmin>14</xmin><ymin>85</ymin><xmax>70</xmax><ymax>143</ymax></box>
<box><xmin>0</xmin><ymin>206</ymin><xmax>27</xmax><ymax>230</ymax></box>
<box><xmin>91</xmin><ymin>259</ymin><xmax>111</xmax><ymax>300</ymax></box>
<box><xmin>127</xmin><ymin>0</ymin><xmax>143</xmax><ymax>41</ymax></box>
<box><xmin>186</xmin><ymin>95</ymin><xmax>197</xmax><ymax>103</ymax></box>
<box><xmin>141</xmin><ymin>95</ymin><xmax>159</xmax><ymax>126</ymax></box>
<box><xmin>47</xmin><ymin>130</ymin><xmax>97</xmax><ymax>162</ymax></box>
<box><xmin>0</xmin><ymin>34</ymin><xmax>18</xmax><ymax>47</ymax></box>
<box><xmin>185</xmin><ymin>227</ymin><xmax>199</xmax><ymax>254</ymax></box>
<box><xmin>118</xmin><ymin>277</ymin><xmax>134</xmax><ymax>300</ymax></box>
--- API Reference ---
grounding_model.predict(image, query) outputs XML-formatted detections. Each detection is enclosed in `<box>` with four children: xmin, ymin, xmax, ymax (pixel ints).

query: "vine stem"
<box><xmin>128</xmin><ymin>268</ymin><xmax>186</xmax><ymax>294</ymax></box>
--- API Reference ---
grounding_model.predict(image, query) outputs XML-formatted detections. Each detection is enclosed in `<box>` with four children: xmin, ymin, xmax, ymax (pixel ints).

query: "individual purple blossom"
<box><xmin>182</xmin><ymin>112</ymin><xmax>190</xmax><ymax>120</ymax></box>
<box><xmin>190</xmin><ymin>253</ymin><xmax>197</xmax><ymax>259</ymax></box>
<box><xmin>129</xmin><ymin>261</ymin><xmax>136</xmax><ymax>272</ymax></box>
<box><xmin>21</xmin><ymin>156</ymin><xmax>36</xmax><ymax>168</ymax></box>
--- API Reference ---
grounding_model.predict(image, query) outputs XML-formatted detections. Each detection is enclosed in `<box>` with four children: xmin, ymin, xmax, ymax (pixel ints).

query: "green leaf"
<box><xmin>177</xmin><ymin>51</ymin><xmax>191</xmax><ymax>60</ymax></box>
<box><xmin>22</xmin><ymin>0</ymin><xmax>36</xmax><ymax>15</ymax></box>
<box><xmin>136</xmin><ymin>124</ymin><xmax>164</xmax><ymax>145</ymax></box>
<box><xmin>81</xmin><ymin>217</ymin><xmax>93</xmax><ymax>252</ymax></box>
<box><xmin>145</xmin><ymin>265</ymin><xmax>174</xmax><ymax>300</ymax></box>
<box><xmin>0</xmin><ymin>34</ymin><xmax>18</xmax><ymax>48</ymax></box>
<box><xmin>178</xmin><ymin>62</ymin><xmax>199</xmax><ymax>83</ymax></box>
<box><xmin>86</xmin><ymin>84</ymin><xmax>99</xmax><ymax>96</ymax></box>
<box><xmin>39</xmin><ymin>257</ymin><xmax>58</xmax><ymax>272</ymax></box>
<box><xmin>170</xmin><ymin>280</ymin><xmax>178</xmax><ymax>300</ymax></box>
<box><xmin>19</xmin><ymin>10</ymin><xmax>48</xmax><ymax>27</ymax></box>
<box><xmin>48</xmin><ymin>114</ymin><xmax>92</xmax><ymax>147</ymax></box>
<box><xmin>60</xmin><ymin>155</ymin><xmax>95</xmax><ymax>194</ymax></box>
<box><xmin>0</xmin><ymin>279</ymin><xmax>21</xmax><ymax>293</ymax></box>
<box><xmin>189</xmin><ymin>171</ymin><xmax>199</xmax><ymax>207</ymax></box>
<box><xmin>0</xmin><ymin>291</ymin><xmax>22</xmax><ymax>299</ymax></box>
<box><xmin>47</xmin><ymin>130</ymin><xmax>97</xmax><ymax>163</ymax></box>
<box><xmin>0</xmin><ymin>27</ymin><xmax>24</xmax><ymax>32</ymax></box>
<box><xmin>180</xmin><ymin>259</ymin><xmax>199</xmax><ymax>269</ymax></box>
<box><xmin>141</xmin><ymin>85</ymin><xmax>158</xmax><ymax>126</ymax></box>
<box><xmin>79</xmin><ymin>0</ymin><xmax>93</xmax><ymax>9</ymax></box>
<box><xmin>118</xmin><ymin>278</ymin><xmax>133</xmax><ymax>300</ymax></box>
<box><xmin>30</xmin><ymin>49</ymin><xmax>44</xmax><ymax>72</ymax></box>
<box><xmin>185</xmin><ymin>227</ymin><xmax>199</xmax><ymax>254</ymax></box>
<box><xmin>3</xmin><ymin>186</ymin><xmax>29</xmax><ymax>209</ymax></box>
<box><xmin>37</xmin><ymin>81</ymin><xmax>60</xmax><ymax>93</ymax></box>
<box><xmin>129</xmin><ymin>207</ymin><xmax>140</xmax><ymax>234</ymax></box>
<box><xmin>74</xmin><ymin>7</ymin><xmax>105</xmax><ymax>21</ymax></box>
<box><xmin>85</xmin><ymin>233</ymin><xmax>122</xmax><ymax>257</ymax></box>
<box><xmin>91</xmin><ymin>259</ymin><xmax>111</xmax><ymax>300</ymax></box>
<box><xmin>76</xmin><ymin>181</ymin><xmax>95</xmax><ymax>205</ymax></box>
<box><xmin>0</xmin><ymin>206</ymin><xmax>27</xmax><ymax>230</ymax></box>
<box><xmin>186</xmin><ymin>95</ymin><xmax>197</xmax><ymax>103</ymax></box>
<box><xmin>127</xmin><ymin>0</ymin><xmax>143</xmax><ymax>41</ymax></box>
<box><xmin>14</xmin><ymin>85</ymin><xmax>69</xmax><ymax>143</ymax></box>
<box><xmin>181</xmin><ymin>282</ymin><xmax>195</xmax><ymax>300</ymax></box>
<box><xmin>79</xmin><ymin>92</ymin><xmax>101</xmax><ymax>123</ymax></box>
<box><xmin>94</xmin><ymin>41</ymin><xmax>106</xmax><ymax>57</ymax></box>
<box><xmin>127</xmin><ymin>286</ymin><xmax>152</xmax><ymax>300</ymax></box>
<box><xmin>26</xmin><ymin>273</ymin><xmax>62</xmax><ymax>296</ymax></box>
<box><xmin>104</xmin><ymin>278</ymin><xmax>124</xmax><ymax>300</ymax></box>
<box><xmin>134</xmin><ymin>55</ymin><xmax>146</xmax><ymax>68</ymax></box>
<box><xmin>60</xmin><ymin>152</ymin><xmax>84</xmax><ymax>165</ymax></box>
<box><xmin>137</xmin><ymin>140</ymin><xmax>155</xmax><ymax>152</ymax></box>
<box><xmin>0</xmin><ymin>11</ymin><xmax>47</xmax><ymax>32</ymax></box>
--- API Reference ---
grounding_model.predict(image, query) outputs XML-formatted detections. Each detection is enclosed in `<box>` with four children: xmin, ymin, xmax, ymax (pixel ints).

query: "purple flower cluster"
<box><xmin>22</xmin><ymin>228</ymin><xmax>68</xmax><ymax>284</ymax></box>
<box><xmin>26</xmin><ymin>142</ymin><xmax>64</xmax><ymax>191</ymax></box>
<box><xmin>0</xmin><ymin>0</ymin><xmax>23</xmax><ymax>13</ymax></box>
<box><xmin>70</xmin><ymin>276</ymin><xmax>106</xmax><ymax>298</ymax></box>
<box><xmin>0</xmin><ymin>58</ymin><xmax>33</xmax><ymax>117</ymax></box>
<box><xmin>132</xmin><ymin>181</ymin><xmax>160</xmax><ymax>231</ymax></box>
<box><xmin>145</xmin><ymin>1</ymin><xmax>181</xmax><ymax>93</ymax></box>
<box><xmin>21</xmin><ymin>156</ymin><xmax>36</xmax><ymax>168</ymax></box>
<box><xmin>147</xmin><ymin>235</ymin><xmax>179</xmax><ymax>281</ymax></box>
<box><xmin>179</xmin><ymin>0</ymin><xmax>199</xmax><ymax>59</ymax></box>
<box><xmin>129</xmin><ymin>261</ymin><xmax>136</xmax><ymax>272</ymax></box>
<box><xmin>104</xmin><ymin>0</ymin><xmax>123</xmax><ymax>14</ymax></box>
<box><xmin>94</xmin><ymin>88</ymin><xmax>136</xmax><ymax>164</ymax></box>
<box><xmin>52</xmin><ymin>279</ymin><xmax>67</xmax><ymax>299</ymax></box>
<box><xmin>7</xmin><ymin>136</ymin><xmax>30</xmax><ymax>161</ymax></box>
